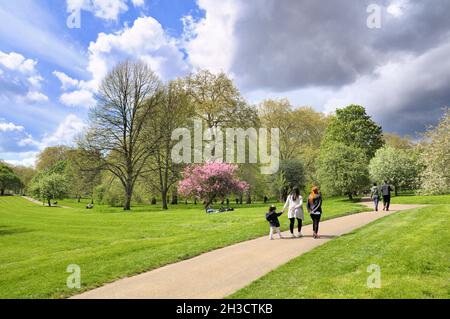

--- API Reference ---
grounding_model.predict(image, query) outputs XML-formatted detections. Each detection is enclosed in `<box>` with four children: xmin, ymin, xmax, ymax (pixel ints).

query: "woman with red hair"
<box><xmin>306</xmin><ymin>186</ymin><xmax>322</xmax><ymax>239</ymax></box>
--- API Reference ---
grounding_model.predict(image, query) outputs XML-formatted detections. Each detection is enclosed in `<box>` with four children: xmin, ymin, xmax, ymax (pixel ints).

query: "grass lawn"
<box><xmin>229</xmin><ymin>204</ymin><xmax>450</xmax><ymax>299</ymax></box>
<box><xmin>391</xmin><ymin>194</ymin><xmax>450</xmax><ymax>205</ymax></box>
<box><xmin>0</xmin><ymin>196</ymin><xmax>367</xmax><ymax>298</ymax></box>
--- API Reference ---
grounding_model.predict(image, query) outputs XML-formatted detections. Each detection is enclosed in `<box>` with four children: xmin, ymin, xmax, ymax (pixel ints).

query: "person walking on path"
<box><xmin>370</xmin><ymin>182</ymin><xmax>380</xmax><ymax>212</ymax></box>
<box><xmin>381</xmin><ymin>181</ymin><xmax>393</xmax><ymax>211</ymax></box>
<box><xmin>282</xmin><ymin>186</ymin><xmax>304</xmax><ymax>238</ymax></box>
<box><xmin>307</xmin><ymin>186</ymin><xmax>322</xmax><ymax>239</ymax></box>
<box><xmin>265</xmin><ymin>205</ymin><xmax>284</xmax><ymax>240</ymax></box>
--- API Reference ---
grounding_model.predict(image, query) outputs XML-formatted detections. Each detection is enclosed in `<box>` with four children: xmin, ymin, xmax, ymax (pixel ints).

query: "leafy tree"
<box><xmin>30</xmin><ymin>173</ymin><xmax>68</xmax><ymax>206</ymax></box>
<box><xmin>185</xmin><ymin>70</ymin><xmax>258</xmax><ymax>129</ymax></box>
<box><xmin>258</xmin><ymin>99</ymin><xmax>329</xmax><ymax>161</ymax></box>
<box><xmin>317</xmin><ymin>142</ymin><xmax>370</xmax><ymax>200</ymax></box>
<box><xmin>36</xmin><ymin>146</ymin><xmax>71</xmax><ymax>171</ymax></box>
<box><xmin>12</xmin><ymin>165</ymin><xmax>36</xmax><ymax>195</ymax></box>
<box><xmin>273</xmin><ymin>159</ymin><xmax>306</xmax><ymax>200</ymax></box>
<box><xmin>178</xmin><ymin>163</ymin><xmax>249</xmax><ymax>211</ymax></box>
<box><xmin>81</xmin><ymin>60</ymin><xmax>163</xmax><ymax>210</ymax></box>
<box><xmin>0</xmin><ymin>162</ymin><xmax>23</xmax><ymax>195</ymax></box>
<box><xmin>323</xmin><ymin>105</ymin><xmax>384</xmax><ymax>159</ymax></box>
<box><xmin>383</xmin><ymin>133</ymin><xmax>414</xmax><ymax>150</ymax></box>
<box><xmin>369</xmin><ymin>146</ymin><xmax>423</xmax><ymax>195</ymax></box>
<box><xmin>418</xmin><ymin>109</ymin><xmax>450</xmax><ymax>194</ymax></box>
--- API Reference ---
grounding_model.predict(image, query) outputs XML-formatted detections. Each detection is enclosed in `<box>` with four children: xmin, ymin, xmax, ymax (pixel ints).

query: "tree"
<box><xmin>143</xmin><ymin>79</ymin><xmax>194</xmax><ymax>209</ymax></box>
<box><xmin>0</xmin><ymin>162</ymin><xmax>23</xmax><ymax>195</ymax></box>
<box><xmin>178</xmin><ymin>163</ymin><xmax>249</xmax><ymax>212</ymax></box>
<box><xmin>418</xmin><ymin>109</ymin><xmax>450</xmax><ymax>195</ymax></box>
<box><xmin>185</xmin><ymin>70</ymin><xmax>258</xmax><ymax>129</ymax></box>
<box><xmin>369</xmin><ymin>146</ymin><xmax>423</xmax><ymax>195</ymax></box>
<box><xmin>258</xmin><ymin>99</ymin><xmax>329</xmax><ymax>161</ymax></box>
<box><xmin>323</xmin><ymin>105</ymin><xmax>384</xmax><ymax>159</ymax></box>
<box><xmin>81</xmin><ymin>60</ymin><xmax>163</xmax><ymax>210</ymax></box>
<box><xmin>317</xmin><ymin>142</ymin><xmax>370</xmax><ymax>200</ymax></box>
<box><xmin>12</xmin><ymin>165</ymin><xmax>36</xmax><ymax>195</ymax></box>
<box><xmin>383</xmin><ymin>133</ymin><xmax>414</xmax><ymax>150</ymax></box>
<box><xmin>36</xmin><ymin>146</ymin><xmax>71</xmax><ymax>171</ymax></box>
<box><xmin>30</xmin><ymin>173</ymin><xmax>68</xmax><ymax>206</ymax></box>
<box><xmin>273</xmin><ymin>159</ymin><xmax>306</xmax><ymax>201</ymax></box>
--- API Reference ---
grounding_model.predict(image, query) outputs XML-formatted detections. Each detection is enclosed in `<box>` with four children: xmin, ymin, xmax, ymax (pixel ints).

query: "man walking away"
<box><xmin>370</xmin><ymin>183</ymin><xmax>380</xmax><ymax>212</ymax></box>
<box><xmin>381</xmin><ymin>181</ymin><xmax>392</xmax><ymax>211</ymax></box>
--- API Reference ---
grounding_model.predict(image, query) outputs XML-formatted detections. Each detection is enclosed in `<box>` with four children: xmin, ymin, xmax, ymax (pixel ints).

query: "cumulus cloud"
<box><xmin>0</xmin><ymin>51</ymin><xmax>48</xmax><ymax>104</ymax></box>
<box><xmin>67</xmin><ymin>0</ymin><xmax>145</xmax><ymax>21</ymax></box>
<box><xmin>60</xmin><ymin>90</ymin><xmax>96</xmax><ymax>108</ymax></box>
<box><xmin>53</xmin><ymin>71</ymin><xmax>79</xmax><ymax>90</ymax></box>
<box><xmin>0</xmin><ymin>120</ymin><xmax>24</xmax><ymax>132</ymax></box>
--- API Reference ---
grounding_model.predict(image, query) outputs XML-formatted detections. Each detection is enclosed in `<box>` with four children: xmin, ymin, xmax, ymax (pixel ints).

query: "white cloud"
<box><xmin>24</xmin><ymin>91</ymin><xmax>49</xmax><ymax>103</ymax></box>
<box><xmin>41</xmin><ymin>114</ymin><xmax>87</xmax><ymax>147</ymax></box>
<box><xmin>67</xmin><ymin>0</ymin><xmax>144</xmax><ymax>21</ymax></box>
<box><xmin>60</xmin><ymin>90</ymin><xmax>96</xmax><ymax>108</ymax></box>
<box><xmin>182</xmin><ymin>0</ymin><xmax>240</xmax><ymax>73</ymax></box>
<box><xmin>28</xmin><ymin>75</ymin><xmax>44</xmax><ymax>89</ymax></box>
<box><xmin>53</xmin><ymin>71</ymin><xmax>79</xmax><ymax>90</ymax></box>
<box><xmin>0</xmin><ymin>121</ymin><xmax>24</xmax><ymax>132</ymax></box>
<box><xmin>0</xmin><ymin>51</ymin><xmax>37</xmax><ymax>73</ymax></box>
<box><xmin>2</xmin><ymin>151</ymin><xmax>39</xmax><ymax>167</ymax></box>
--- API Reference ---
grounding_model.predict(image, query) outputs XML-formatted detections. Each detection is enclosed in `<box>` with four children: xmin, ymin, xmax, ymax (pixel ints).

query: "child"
<box><xmin>266</xmin><ymin>205</ymin><xmax>284</xmax><ymax>240</ymax></box>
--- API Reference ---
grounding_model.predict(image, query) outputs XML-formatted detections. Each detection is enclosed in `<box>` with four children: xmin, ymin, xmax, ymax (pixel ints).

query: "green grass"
<box><xmin>0</xmin><ymin>196</ymin><xmax>367</xmax><ymax>298</ymax></box>
<box><xmin>391</xmin><ymin>194</ymin><xmax>450</xmax><ymax>205</ymax></box>
<box><xmin>229</xmin><ymin>204</ymin><xmax>450</xmax><ymax>299</ymax></box>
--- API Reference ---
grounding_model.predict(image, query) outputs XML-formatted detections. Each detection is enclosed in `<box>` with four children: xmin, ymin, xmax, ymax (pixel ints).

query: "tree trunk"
<box><xmin>0</xmin><ymin>189</ymin><xmax>4</xmax><ymax>196</ymax></box>
<box><xmin>394</xmin><ymin>186</ymin><xmax>398</xmax><ymax>196</ymax></box>
<box><xmin>124</xmin><ymin>189</ymin><xmax>132</xmax><ymax>211</ymax></box>
<box><xmin>77</xmin><ymin>195</ymin><xmax>81</xmax><ymax>203</ymax></box>
<box><xmin>239</xmin><ymin>194</ymin><xmax>243</xmax><ymax>205</ymax></box>
<box><xmin>48</xmin><ymin>198</ymin><xmax>52</xmax><ymax>207</ymax></box>
<box><xmin>246</xmin><ymin>192</ymin><xmax>251</xmax><ymax>204</ymax></box>
<box><xmin>161</xmin><ymin>189</ymin><xmax>168</xmax><ymax>210</ymax></box>
<box><xmin>348</xmin><ymin>193</ymin><xmax>353</xmax><ymax>200</ymax></box>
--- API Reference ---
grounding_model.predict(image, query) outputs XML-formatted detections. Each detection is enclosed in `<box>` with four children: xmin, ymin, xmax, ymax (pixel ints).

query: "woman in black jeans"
<box><xmin>307</xmin><ymin>186</ymin><xmax>322</xmax><ymax>239</ymax></box>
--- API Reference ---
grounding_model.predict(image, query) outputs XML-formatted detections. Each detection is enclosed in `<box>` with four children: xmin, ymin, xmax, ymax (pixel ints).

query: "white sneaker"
<box><xmin>269</xmin><ymin>237</ymin><xmax>274</xmax><ymax>240</ymax></box>
<box><xmin>291</xmin><ymin>233</ymin><xmax>295</xmax><ymax>238</ymax></box>
<box><xmin>297</xmin><ymin>232</ymin><xmax>303</xmax><ymax>238</ymax></box>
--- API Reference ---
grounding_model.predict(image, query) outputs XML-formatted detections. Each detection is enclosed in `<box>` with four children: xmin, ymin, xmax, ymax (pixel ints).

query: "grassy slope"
<box><xmin>230</xmin><ymin>204</ymin><xmax>450</xmax><ymax>299</ymax></box>
<box><xmin>0</xmin><ymin>196</ymin><xmax>366</xmax><ymax>298</ymax></box>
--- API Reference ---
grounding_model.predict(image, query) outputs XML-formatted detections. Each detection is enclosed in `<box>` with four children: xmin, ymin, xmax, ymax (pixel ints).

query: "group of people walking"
<box><xmin>266</xmin><ymin>181</ymin><xmax>394</xmax><ymax>240</ymax></box>
<box><xmin>265</xmin><ymin>186</ymin><xmax>322</xmax><ymax>240</ymax></box>
<box><xmin>370</xmin><ymin>181</ymin><xmax>393</xmax><ymax>212</ymax></box>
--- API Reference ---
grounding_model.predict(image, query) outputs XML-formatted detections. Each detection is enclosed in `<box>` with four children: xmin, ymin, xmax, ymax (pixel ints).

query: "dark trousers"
<box><xmin>373</xmin><ymin>196</ymin><xmax>379</xmax><ymax>211</ymax></box>
<box><xmin>289</xmin><ymin>218</ymin><xmax>302</xmax><ymax>234</ymax></box>
<box><xmin>310</xmin><ymin>214</ymin><xmax>321</xmax><ymax>234</ymax></box>
<box><xmin>383</xmin><ymin>195</ymin><xmax>391</xmax><ymax>210</ymax></box>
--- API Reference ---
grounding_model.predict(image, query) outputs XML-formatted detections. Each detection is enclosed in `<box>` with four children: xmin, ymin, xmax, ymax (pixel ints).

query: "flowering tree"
<box><xmin>178</xmin><ymin>163</ymin><xmax>249</xmax><ymax>211</ymax></box>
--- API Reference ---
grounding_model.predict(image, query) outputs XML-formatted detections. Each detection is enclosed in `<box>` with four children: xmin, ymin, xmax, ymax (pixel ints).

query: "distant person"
<box><xmin>282</xmin><ymin>186</ymin><xmax>304</xmax><ymax>238</ymax></box>
<box><xmin>265</xmin><ymin>205</ymin><xmax>284</xmax><ymax>240</ymax></box>
<box><xmin>263</xmin><ymin>195</ymin><xmax>268</xmax><ymax>204</ymax></box>
<box><xmin>307</xmin><ymin>186</ymin><xmax>322</xmax><ymax>239</ymax></box>
<box><xmin>381</xmin><ymin>180</ymin><xmax>393</xmax><ymax>211</ymax></box>
<box><xmin>370</xmin><ymin>182</ymin><xmax>380</xmax><ymax>212</ymax></box>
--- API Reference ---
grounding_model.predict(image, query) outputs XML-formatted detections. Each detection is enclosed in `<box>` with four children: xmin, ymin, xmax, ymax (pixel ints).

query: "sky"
<box><xmin>0</xmin><ymin>0</ymin><xmax>449</xmax><ymax>167</ymax></box>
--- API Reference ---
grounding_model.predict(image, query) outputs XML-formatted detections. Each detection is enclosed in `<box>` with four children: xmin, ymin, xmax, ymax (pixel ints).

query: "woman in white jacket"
<box><xmin>282</xmin><ymin>186</ymin><xmax>304</xmax><ymax>237</ymax></box>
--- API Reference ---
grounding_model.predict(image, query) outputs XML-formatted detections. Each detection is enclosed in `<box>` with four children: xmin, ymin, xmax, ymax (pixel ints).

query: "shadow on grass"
<box><xmin>0</xmin><ymin>225</ymin><xmax>33</xmax><ymax>236</ymax></box>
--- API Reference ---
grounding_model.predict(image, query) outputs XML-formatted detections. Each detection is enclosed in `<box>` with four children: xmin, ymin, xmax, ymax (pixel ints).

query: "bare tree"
<box><xmin>82</xmin><ymin>60</ymin><xmax>162</xmax><ymax>210</ymax></box>
<box><xmin>142</xmin><ymin>79</ymin><xmax>194</xmax><ymax>210</ymax></box>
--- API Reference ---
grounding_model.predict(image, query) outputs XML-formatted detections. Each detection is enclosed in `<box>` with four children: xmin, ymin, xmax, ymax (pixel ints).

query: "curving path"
<box><xmin>72</xmin><ymin>201</ymin><xmax>424</xmax><ymax>299</ymax></box>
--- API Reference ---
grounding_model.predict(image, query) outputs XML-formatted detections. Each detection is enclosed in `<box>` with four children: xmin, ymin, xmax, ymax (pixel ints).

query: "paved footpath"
<box><xmin>72</xmin><ymin>202</ymin><xmax>424</xmax><ymax>299</ymax></box>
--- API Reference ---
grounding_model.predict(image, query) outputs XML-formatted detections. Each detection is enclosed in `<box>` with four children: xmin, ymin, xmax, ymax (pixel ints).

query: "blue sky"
<box><xmin>1</xmin><ymin>0</ymin><xmax>449</xmax><ymax>167</ymax></box>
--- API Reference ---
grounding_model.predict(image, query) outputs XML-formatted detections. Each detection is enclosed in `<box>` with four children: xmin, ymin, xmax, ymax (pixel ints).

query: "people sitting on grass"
<box><xmin>282</xmin><ymin>186</ymin><xmax>304</xmax><ymax>238</ymax></box>
<box><xmin>265</xmin><ymin>204</ymin><xmax>283</xmax><ymax>240</ymax></box>
<box><xmin>381</xmin><ymin>180</ymin><xmax>393</xmax><ymax>211</ymax></box>
<box><xmin>307</xmin><ymin>186</ymin><xmax>323</xmax><ymax>239</ymax></box>
<box><xmin>370</xmin><ymin>182</ymin><xmax>380</xmax><ymax>212</ymax></box>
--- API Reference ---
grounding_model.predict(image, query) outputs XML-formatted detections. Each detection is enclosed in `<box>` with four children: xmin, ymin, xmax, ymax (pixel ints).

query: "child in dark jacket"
<box><xmin>266</xmin><ymin>205</ymin><xmax>284</xmax><ymax>240</ymax></box>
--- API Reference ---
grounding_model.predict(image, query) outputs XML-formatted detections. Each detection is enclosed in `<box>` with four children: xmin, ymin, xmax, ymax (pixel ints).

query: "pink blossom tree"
<box><xmin>178</xmin><ymin>163</ymin><xmax>249</xmax><ymax>211</ymax></box>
